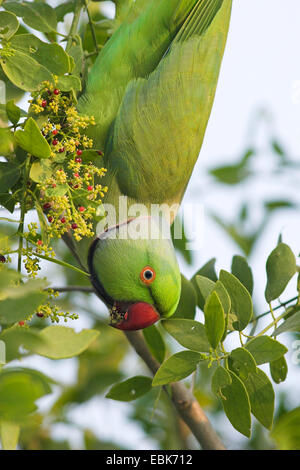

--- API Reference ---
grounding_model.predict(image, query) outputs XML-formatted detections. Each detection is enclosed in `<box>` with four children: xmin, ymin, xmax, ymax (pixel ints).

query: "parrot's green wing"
<box><xmin>78</xmin><ymin>0</ymin><xmax>199</xmax><ymax>148</ymax></box>
<box><xmin>106</xmin><ymin>0</ymin><xmax>232</xmax><ymax>206</ymax></box>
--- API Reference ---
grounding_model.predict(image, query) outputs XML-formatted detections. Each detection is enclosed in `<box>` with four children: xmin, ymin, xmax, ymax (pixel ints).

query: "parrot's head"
<box><xmin>88</xmin><ymin>216</ymin><xmax>181</xmax><ymax>330</ymax></box>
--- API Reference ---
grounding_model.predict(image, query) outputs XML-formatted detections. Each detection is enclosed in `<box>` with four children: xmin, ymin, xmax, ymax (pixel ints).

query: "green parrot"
<box><xmin>79</xmin><ymin>0</ymin><xmax>232</xmax><ymax>330</ymax></box>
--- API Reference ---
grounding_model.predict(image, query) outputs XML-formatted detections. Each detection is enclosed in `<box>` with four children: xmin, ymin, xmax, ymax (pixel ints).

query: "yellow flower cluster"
<box><xmin>23</xmin><ymin>253</ymin><xmax>40</xmax><ymax>278</ymax></box>
<box><xmin>28</xmin><ymin>80</ymin><xmax>108</xmax><ymax>242</ymax></box>
<box><xmin>35</xmin><ymin>302</ymin><xmax>78</xmax><ymax>323</ymax></box>
<box><xmin>22</xmin><ymin>224</ymin><xmax>56</xmax><ymax>277</ymax></box>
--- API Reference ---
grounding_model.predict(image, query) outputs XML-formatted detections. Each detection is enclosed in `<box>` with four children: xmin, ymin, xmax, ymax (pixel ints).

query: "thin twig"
<box><xmin>17</xmin><ymin>157</ymin><xmax>31</xmax><ymax>272</ymax></box>
<box><xmin>254</xmin><ymin>296</ymin><xmax>299</xmax><ymax>321</ymax></box>
<box><xmin>84</xmin><ymin>0</ymin><xmax>99</xmax><ymax>53</ymax></box>
<box><xmin>125</xmin><ymin>330</ymin><xmax>226</xmax><ymax>450</ymax></box>
<box><xmin>49</xmin><ymin>286</ymin><xmax>94</xmax><ymax>293</ymax></box>
<box><xmin>66</xmin><ymin>0</ymin><xmax>83</xmax><ymax>52</ymax></box>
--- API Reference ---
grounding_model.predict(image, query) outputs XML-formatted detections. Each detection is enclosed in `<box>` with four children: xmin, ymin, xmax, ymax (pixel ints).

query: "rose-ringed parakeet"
<box><xmin>78</xmin><ymin>0</ymin><xmax>232</xmax><ymax>330</ymax></box>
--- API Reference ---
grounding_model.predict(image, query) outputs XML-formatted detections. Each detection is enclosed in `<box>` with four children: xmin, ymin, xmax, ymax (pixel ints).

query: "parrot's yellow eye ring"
<box><xmin>140</xmin><ymin>266</ymin><xmax>156</xmax><ymax>284</ymax></box>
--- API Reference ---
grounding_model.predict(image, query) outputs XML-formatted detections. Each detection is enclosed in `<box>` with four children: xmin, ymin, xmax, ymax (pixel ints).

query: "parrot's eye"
<box><xmin>140</xmin><ymin>266</ymin><xmax>156</xmax><ymax>284</ymax></box>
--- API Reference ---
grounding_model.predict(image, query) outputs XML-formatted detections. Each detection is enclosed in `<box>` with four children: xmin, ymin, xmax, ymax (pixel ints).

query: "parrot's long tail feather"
<box><xmin>175</xmin><ymin>0</ymin><xmax>223</xmax><ymax>43</ymax></box>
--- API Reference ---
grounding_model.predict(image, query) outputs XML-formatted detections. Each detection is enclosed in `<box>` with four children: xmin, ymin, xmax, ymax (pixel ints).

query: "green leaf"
<box><xmin>0</xmin><ymin>11</ymin><xmax>19</xmax><ymax>39</ymax></box>
<box><xmin>270</xmin><ymin>356</ymin><xmax>288</xmax><ymax>384</ymax></box>
<box><xmin>4</xmin><ymin>2</ymin><xmax>57</xmax><ymax>33</ymax></box>
<box><xmin>195</xmin><ymin>275</ymin><xmax>215</xmax><ymax>310</ymax></box>
<box><xmin>0</xmin><ymin>421</ymin><xmax>20</xmax><ymax>450</ymax></box>
<box><xmin>31</xmin><ymin>326</ymin><xmax>99</xmax><ymax>359</ymax></box>
<box><xmin>210</xmin><ymin>163</ymin><xmax>251</xmax><ymax>185</ymax></box>
<box><xmin>56</xmin><ymin>75</ymin><xmax>82</xmax><ymax>92</ymax></box>
<box><xmin>143</xmin><ymin>325</ymin><xmax>165</xmax><ymax>363</ymax></box>
<box><xmin>0</xmin><ymin>368</ymin><xmax>51</xmax><ymax>421</ymax></box>
<box><xmin>272</xmin><ymin>311</ymin><xmax>300</xmax><ymax>336</ymax></box>
<box><xmin>6</xmin><ymin>99</ymin><xmax>21</xmax><ymax>126</ymax></box>
<box><xmin>0</xmin><ymin>50</ymin><xmax>53</xmax><ymax>92</ymax></box>
<box><xmin>271</xmin><ymin>139</ymin><xmax>286</xmax><ymax>161</ymax></box>
<box><xmin>0</xmin><ymin>128</ymin><xmax>14</xmax><ymax>155</ymax></box>
<box><xmin>56</xmin><ymin>1</ymin><xmax>77</xmax><ymax>22</ymax></box>
<box><xmin>204</xmin><ymin>291</ymin><xmax>225</xmax><ymax>349</ymax></box>
<box><xmin>0</xmin><ymin>267</ymin><xmax>20</xmax><ymax>290</ymax></box>
<box><xmin>212</xmin><ymin>368</ymin><xmax>251</xmax><ymax>438</ymax></box>
<box><xmin>0</xmin><ymin>328</ymin><xmax>43</xmax><ymax>362</ymax></box>
<box><xmin>45</xmin><ymin>183</ymin><xmax>68</xmax><ymax>197</ymax></box>
<box><xmin>0</xmin><ymin>192</ymin><xmax>18</xmax><ymax>213</ymax></box>
<box><xmin>245</xmin><ymin>336</ymin><xmax>287</xmax><ymax>365</ymax></box>
<box><xmin>0</xmin><ymin>279</ymin><xmax>47</xmax><ymax>325</ymax></box>
<box><xmin>228</xmin><ymin>347</ymin><xmax>257</xmax><ymax>380</ymax></box>
<box><xmin>191</xmin><ymin>258</ymin><xmax>217</xmax><ymax>306</ymax></box>
<box><xmin>271</xmin><ymin>407</ymin><xmax>300</xmax><ymax>450</ymax></box>
<box><xmin>231</xmin><ymin>255</ymin><xmax>253</xmax><ymax>295</ymax></box>
<box><xmin>219</xmin><ymin>270</ymin><xmax>253</xmax><ymax>331</ymax></box>
<box><xmin>264</xmin><ymin>200</ymin><xmax>295</xmax><ymax>212</ymax></box>
<box><xmin>106</xmin><ymin>376</ymin><xmax>152</xmax><ymax>402</ymax></box>
<box><xmin>152</xmin><ymin>351</ymin><xmax>203</xmax><ymax>386</ymax></box>
<box><xmin>15</xmin><ymin>118</ymin><xmax>51</xmax><ymax>158</ymax></box>
<box><xmin>0</xmin><ymin>162</ymin><xmax>20</xmax><ymax>192</ymax></box>
<box><xmin>211</xmin><ymin>366</ymin><xmax>232</xmax><ymax>398</ymax></box>
<box><xmin>195</xmin><ymin>276</ymin><xmax>231</xmax><ymax>316</ymax></box>
<box><xmin>30</xmin><ymin>159</ymin><xmax>52</xmax><ymax>184</ymax></box>
<box><xmin>172</xmin><ymin>274</ymin><xmax>197</xmax><ymax>319</ymax></box>
<box><xmin>265</xmin><ymin>243</ymin><xmax>296</xmax><ymax>303</ymax></box>
<box><xmin>172</xmin><ymin>217</ymin><xmax>193</xmax><ymax>265</ymax></box>
<box><xmin>209</xmin><ymin>149</ymin><xmax>255</xmax><ymax>185</ymax></box>
<box><xmin>162</xmin><ymin>319</ymin><xmax>211</xmax><ymax>353</ymax></box>
<box><xmin>67</xmin><ymin>35</ymin><xmax>84</xmax><ymax>76</ymax></box>
<box><xmin>241</xmin><ymin>368</ymin><xmax>275</xmax><ymax>430</ymax></box>
<box><xmin>10</xmin><ymin>34</ymin><xmax>70</xmax><ymax>76</ymax></box>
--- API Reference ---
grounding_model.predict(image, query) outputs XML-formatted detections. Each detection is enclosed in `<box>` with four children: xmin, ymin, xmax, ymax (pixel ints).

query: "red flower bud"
<box><xmin>76</xmin><ymin>149</ymin><xmax>83</xmax><ymax>156</ymax></box>
<box><xmin>41</xmin><ymin>100</ymin><xmax>47</xmax><ymax>108</ymax></box>
<box><xmin>43</xmin><ymin>202</ymin><xmax>51</xmax><ymax>211</ymax></box>
<box><xmin>53</xmin><ymin>89</ymin><xmax>60</xmax><ymax>95</ymax></box>
<box><xmin>71</xmin><ymin>223</ymin><xmax>78</xmax><ymax>230</ymax></box>
<box><xmin>78</xmin><ymin>206</ymin><xmax>85</xmax><ymax>212</ymax></box>
<box><xmin>52</xmin><ymin>139</ymin><xmax>58</xmax><ymax>146</ymax></box>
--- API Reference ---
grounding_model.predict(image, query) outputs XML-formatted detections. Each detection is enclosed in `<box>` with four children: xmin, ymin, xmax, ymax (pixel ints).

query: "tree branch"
<box><xmin>84</xmin><ymin>0</ymin><xmax>99</xmax><ymax>54</ymax></box>
<box><xmin>50</xmin><ymin>286</ymin><xmax>94</xmax><ymax>293</ymax></box>
<box><xmin>66</xmin><ymin>0</ymin><xmax>83</xmax><ymax>52</ymax></box>
<box><xmin>125</xmin><ymin>330</ymin><xmax>226</xmax><ymax>450</ymax></box>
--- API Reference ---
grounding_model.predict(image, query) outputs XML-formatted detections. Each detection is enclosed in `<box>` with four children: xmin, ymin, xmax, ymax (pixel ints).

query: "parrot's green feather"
<box><xmin>78</xmin><ymin>0</ymin><xmax>198</xmax><ymax>148</ymax></box>
<box><xmin>173</xmin><ymin>0</ymin><xmax>223</xmax><ymax>43</ymax></box>
<box><xmin>106</xmin><ymin>0</ymin><xmax>232</xmax><ymax>206</ymax></box>
<box><xmin>80</xmin><ymin>1</ymin><xmax>232</xmax><ymax>326</ymax></box>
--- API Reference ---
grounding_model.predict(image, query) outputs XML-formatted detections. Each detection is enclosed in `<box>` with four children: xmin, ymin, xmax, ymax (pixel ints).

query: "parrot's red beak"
<box><xmin>111</xmin><ymin>302</ymin><xmax>160</xmax><ymax>331</ymax></box>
